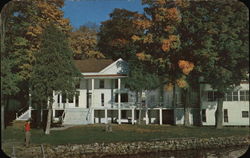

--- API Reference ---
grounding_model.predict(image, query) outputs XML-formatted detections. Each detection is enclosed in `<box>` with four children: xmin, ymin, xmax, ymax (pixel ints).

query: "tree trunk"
<box><xmin>36</xmin><ymin>105</ymin><xmax>42</xmax><ymax>128</ymax></box>
<box><xmin>215</xmin><ymin>97</ymin><xmax>224</xmax><ymax>129</ymax></box>
<box><xmin>184</xmin><ymin>88</ymin><xmax>190</xmax><ymax>126</ymax></box>
<box><xmin>45</xmin><ymin>97</ymin><xmax>53</xmax><ymax>135</ymax></box>
<box><xmin>1</xmin><ymin>99</ymin><xmax>5</xmax><ymax>143</ymax></box>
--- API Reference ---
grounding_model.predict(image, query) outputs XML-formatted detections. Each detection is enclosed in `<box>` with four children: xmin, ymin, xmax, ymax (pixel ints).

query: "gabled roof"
<box><xmin>74</xmin><ymin>58</ymin><xmax>114</xmax><ymax>73</ymax></box>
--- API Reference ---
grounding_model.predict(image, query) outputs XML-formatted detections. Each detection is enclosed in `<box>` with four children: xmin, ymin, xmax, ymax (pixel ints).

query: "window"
<box><xmin>62</xmin><ymin>93</ymin><xmax>66</xmax><ymax>103</ymax></box>
<box><xmin>68</xmin><ymin>94</ymin><xmax>74</xmax><ymax>103</ymax></box>
<box><xmin>115</xmin><ymin>79</ymin><xmax>118</xmax><ymax>88</ymax></box>
<box><xmin>207</xmin><ymin>91</ymin><xmax>217</xmax><ymax>102</ymax></box>
<box><xmin>240</xmin><ymin>90</ymin><xmax>249</xmax><ymax>101</ymax></box>
<box><xmin>242</xmin><ymin>111</ymin><xmax>249</xmax><ymax>118</ymax></box>
<box><xmin>232</xmin><ymin>92</ymin><xmax>239</xmax><ymax>101</ymax></box>
<box><xmin>225</xmin><ymin>92</ymin><xmax>232</xmax><ymax>101</ymax></box>
<box><xmin>57</xmin><ymin>94</ymin><xmax>60</xmax><ymax>103</ymax></box>
<box><xmin>99</xmin><ymin>80</ymin><xmax>104</xmax><ymax>88</ymax></box>
<box><xmin>224</xmin><ymin>109</ymin><xmax>228</xmax><ymax>123</ymax></box>
<box><xmin>225</xmin><ymin>91</ymin><xmax>241</xmax><ymax>101</ymax></box>
<box><xmin>75</xmin><ymin>80</ymin><xmax>80</xmax><ymax>89</ymax></box>
<box><xmin>115</xmin><ymin>93</ymin><xmax>128</xmax><ymax>102</ymax></box>
<box><xmin>101</xmin><ymin>93</ymin><xmax>104</xmax><ymax>106</ymax></box>
<box><xmin>202</xmin><ymin>109</ymin><xmax>206</xmax><ymax>122</ymax></box>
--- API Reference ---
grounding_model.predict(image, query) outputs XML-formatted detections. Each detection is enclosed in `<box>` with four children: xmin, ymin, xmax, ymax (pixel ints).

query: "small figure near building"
<box><xmin>24</xmin><ymin>119</ymin><xmax>31</xmax><ymax>147</ymax></box>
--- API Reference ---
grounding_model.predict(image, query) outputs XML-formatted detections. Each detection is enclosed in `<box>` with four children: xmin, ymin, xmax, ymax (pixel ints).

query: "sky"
<box><xmin>62</xmin><ymin>0</ymin><xmax>144</xmax><ymax>29</ymax></box>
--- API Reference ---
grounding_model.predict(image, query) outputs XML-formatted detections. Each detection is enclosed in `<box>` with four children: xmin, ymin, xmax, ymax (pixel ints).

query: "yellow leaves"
<box><xmin>154</xmin><ymin>7</ymin><xmax>181</xmax><ymax>23</ymax></box>
<box><xmin>136</xmin><ymin>52</ymin><xmax>151</xmax><ymax>61</ymax></box>
<box><xmin>143</xmin><ymin>33</ymin><xmax>153</xmax><ymax>44</ymax></box>
<box><xmin>155</xmin><ymin>0</ymin><xmax>166</xmax><ymax>6</ymax></box>
<box><xmin>133</xmin><ymin>19</ymin><xmax>151</xmax><ymax>29</ymax></box>
<box><xmin>26</xmin><ymin>26</ymin><xmax>43</xmax><ymax>37</ymax></box>
<box><xmin>110</xmin><ymin>38</ymin><xmax>128</xmax><ymax>47</ymax></box>
<box><xmin>87</xmin><ymin>50</ymin><xmax>105</xmax><ymax>59</ymax></box>
<box><xmin>161</xmin><ymin>35</ymin><xmax>180</xmax><ymax>52</ymax></box>
<box><xmin>131</xmin><ymin>35</ymin><xmax>140</xmax><ymax>42</ymax></box>
<box><xmin>176</xmin><ymin>77</ymin><xmax>188</xmax><ymax>88</ymax></box>
<box><xmin>69</xmin><ymin>28</ymin><xmax>104</xmax><ymax>59</ymax></box>
<box><xmin>164</xmin><ymin>83</ymin><xmax>173</xmax><ymax>91</ymax></box>
<box><xmin>165</xmin><ymin>7</ymin><xmax>181</xmax><ymax>22</ymax></box>
<box><xmin>162</xmin><ymin>39</ymin><xmax>171</xmax><ymax>52</ymax></box>
<box><xmin>175</xmin><ymin>0</ymin><xmax>190</xmax><ymax>8</ymax></box>
<box><xmin>164</xmin><ymin>26</ymin><xmax>174</xmax><ymax>33</ymax></box>
<box><xmin>178</xmin><ymin>60</ymin><xmax>194</xmax><ymax>75</ymax></box>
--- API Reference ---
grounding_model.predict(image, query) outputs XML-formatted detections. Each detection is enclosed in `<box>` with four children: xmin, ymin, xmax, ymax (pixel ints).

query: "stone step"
<box><xmin>63</xmin><ymin>109</ymin><xmax>92</xmax><ymax>125</ymax></box>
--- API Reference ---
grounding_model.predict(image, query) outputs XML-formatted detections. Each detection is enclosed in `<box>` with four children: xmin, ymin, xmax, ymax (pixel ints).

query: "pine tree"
<box><xmin>31</xmin><ymin>24</ymin><xmax>80</xmax><ymax>134</ymax></box>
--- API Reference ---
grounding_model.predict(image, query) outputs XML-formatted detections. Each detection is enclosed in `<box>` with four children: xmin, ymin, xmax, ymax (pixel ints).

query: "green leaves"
<box><xmin>31</xmin><ymin>24</ymin><xmax>80</xmax><ymax>103</ymax></box>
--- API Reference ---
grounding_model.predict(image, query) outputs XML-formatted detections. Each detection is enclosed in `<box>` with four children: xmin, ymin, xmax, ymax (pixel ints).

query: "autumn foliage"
<box><xmin>178</xmin><ymin>60</ymin><xmax>194</xmax><ymax>75</ymax></box>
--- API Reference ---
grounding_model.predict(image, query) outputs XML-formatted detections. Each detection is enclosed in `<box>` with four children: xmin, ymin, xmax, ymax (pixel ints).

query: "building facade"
<box><xmin>45</xmin><ymin>58</ymin><xmax>249</xmax><ymax>126</ymax></box>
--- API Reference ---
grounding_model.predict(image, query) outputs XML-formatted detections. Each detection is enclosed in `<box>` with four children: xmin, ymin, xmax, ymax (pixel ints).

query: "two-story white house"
<box><xmin>16</xmin><ymin>58</ymin><xmax>249</xmax><ymax>126</ymax></box>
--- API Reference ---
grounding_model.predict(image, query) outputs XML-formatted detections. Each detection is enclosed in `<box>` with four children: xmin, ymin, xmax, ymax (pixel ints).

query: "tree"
<box><xmin>1</xmin><ymin>0</ymin><xmax>73</xmax><ymax>128</ymax></box>
<box><xmin>70</xmin><ymin>25</ymin><xmax>104</xmax><ymax>59</ymax></box>
<box><xmin>1</xmin><ymin>0</ymin><xmax>21</xmax><ymax>143</ymax></box>
<box><xmin>132</xmin><ymin>0</ymin><xmax>194</xmax><ymax>126</ymax></box>
<box><xmin>98</xmin><ymin>8</ymin><xmax>145</xmax><ymax>61</ymax></box>
<box><xmin>179</xmin><ymin>0</ymin><xmax>249</xmax><ymax>128</ymax></box>
<box><xmin>123</xmin><ymin>62</ymin><xmax>160</xmax><ymax>124</ymax></box>
<box><xmin>31</xmin><ymin>24</ymin><xmax>80</xmax><ymax>134</ymax></box>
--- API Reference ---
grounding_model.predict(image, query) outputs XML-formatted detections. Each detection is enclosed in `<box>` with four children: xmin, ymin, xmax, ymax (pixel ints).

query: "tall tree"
<box><xmin>31</xmin><ymin>24</ymin><xmax>80</xmax><ymax>134</ymax></box>
<box><xmin>131</xmin><ymin>0</ymin><xmax>194</xmax><ymax>126</ymax></box>
<box><xmin>98</xmin><ymin>8</ymin><xmax>145</xmax><ymax>60</ymax></box>
<box><xmin>1</xmin><ymin>0</ymin><xmax>21</xmax><ymax>142</ymax></box>
<box><xmin>179</xmin><ymin>0</ymin><xmax>249</xmax><ymax>128</ymax></box>
<box><xmin>1</xmin><ymin>0</ymin><xmax>72</xmax><ymax>127</ymax></box>
<box><xmin>70</xmin><ymin>25</ymin><xmax>104</xmax><ymax>59</ymax></box>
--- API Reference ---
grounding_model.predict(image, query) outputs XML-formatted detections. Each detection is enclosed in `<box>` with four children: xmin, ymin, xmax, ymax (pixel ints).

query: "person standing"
<box><xmin>24</xmin><ymin>119</ymin><xmax>31</xmax><ymax>147</ymax></box>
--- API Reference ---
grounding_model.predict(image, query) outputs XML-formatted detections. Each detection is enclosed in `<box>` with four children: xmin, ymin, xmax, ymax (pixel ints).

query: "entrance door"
<box><xmin>162</xmin><ymin>110</ymin><xmax>174</xmax><ymax>125</ymax></box>
<box><xmin>87</xmin><ymin>93</ymin><xmax>92</xmax><ymax>108</ymax></box>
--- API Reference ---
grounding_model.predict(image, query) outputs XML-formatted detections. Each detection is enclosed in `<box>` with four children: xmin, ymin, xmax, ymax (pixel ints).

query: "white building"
<box><xmin>16</xmin><ymin>58</ymin><xmax>249</xmax><ymax>126</ymax></box>
<box><xmin>200</xmin><ymin>82</ymin><xmax>249</xmax><ymax>126</ymax></box>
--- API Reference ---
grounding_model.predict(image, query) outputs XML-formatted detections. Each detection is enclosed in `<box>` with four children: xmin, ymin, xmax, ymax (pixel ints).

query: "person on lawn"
<box><xmin>24</xmin><ymin>119</ymin><xmax>31</xmax><ymax>147</ymax></box>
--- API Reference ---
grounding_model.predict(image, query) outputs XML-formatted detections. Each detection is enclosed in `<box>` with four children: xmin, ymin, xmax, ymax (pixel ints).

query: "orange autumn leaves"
<box><xmin>178</xmin><ymin>60</ymin><xmax>194</xmax><ymax>75</ymax></box>
<box><xmin>162</xmin><ymin>35</ymin><xmax>180</xmax><ymax>52</ymax></box>
<box><xmin>164</xmin><ymin>60</ymin><xmax>194</xmax><ymax>91</ymax></box>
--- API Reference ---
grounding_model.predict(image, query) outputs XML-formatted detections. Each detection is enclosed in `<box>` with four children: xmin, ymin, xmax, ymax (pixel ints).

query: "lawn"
<box><xmin>3</xmin><ymin>121</ymin><xmax>249</xmax><ymax>145</ymax></box>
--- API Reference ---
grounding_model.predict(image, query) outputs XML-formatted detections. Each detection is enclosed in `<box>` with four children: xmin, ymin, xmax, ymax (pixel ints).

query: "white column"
<box><xmin>145</xmin><ymin>109</ymin><xmax>149</xmax><ymax>125</ymax></box>
<box><xmin>118</xmin><ymin>78</ymin><xmax>121</xmax><ymax>124</ymax></box>
<box><xmin>132</xmin><ymin>108</ymin><xmax>135</xmax><ymax>125</ymax></box>
<box><xmin>105</xmin><ymin>109</ymin><xmax>108</xmax><ymax>124</ymax></box>
<box><xmin>159</xmin><ymin>108</ymin><xmax>162</xmax><ymax>125</ymax></box>
<box><xmin>118</xmin><ymin>109</ymin><xmax>121</xmax><ymax>124</ymax></box>
<box><xmin>91</xmin><ymin>108</ymin><xmax>95</xmax><ymax>124</ymax></box>
<box><xmin>91</xmin><ymin>78</ymin><xmax>94</xmax><ymax>107</ymax></box>
<box><xmin>52</xmin><ymin>109</ymin><xmax>55</xmax><ymax>118</ymax></box>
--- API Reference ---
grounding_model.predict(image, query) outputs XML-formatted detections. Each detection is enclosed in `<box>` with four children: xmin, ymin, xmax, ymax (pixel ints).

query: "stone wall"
<box><xmin>8</xmin><ymin>136</ymin><xmax>250</xmax><ymax>158</ymax></box>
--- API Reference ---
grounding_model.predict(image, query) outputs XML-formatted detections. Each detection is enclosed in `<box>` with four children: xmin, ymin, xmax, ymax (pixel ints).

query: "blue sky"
<box><xmin>62</xmin><ymin>0</ymin><xmax>144</xmax><ymax>29</ymax></box>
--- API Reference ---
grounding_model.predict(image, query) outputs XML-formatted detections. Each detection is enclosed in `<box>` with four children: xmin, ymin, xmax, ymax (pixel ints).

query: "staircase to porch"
<box><xmin>63</xmin><ymin>108</ymin><xmax>92</xmax><ymax>125</ymax></box>
<box><xmin>16</xmin><ymin>106</ymin><xmax>31</xmax><ymax>121</ymax></box>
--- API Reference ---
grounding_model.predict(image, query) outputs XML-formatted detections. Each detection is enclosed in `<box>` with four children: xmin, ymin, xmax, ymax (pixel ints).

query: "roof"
<box><xmin>74</xmin><ymin>58</ymin><xmax>114</xmax><ymax>73</ymax></box>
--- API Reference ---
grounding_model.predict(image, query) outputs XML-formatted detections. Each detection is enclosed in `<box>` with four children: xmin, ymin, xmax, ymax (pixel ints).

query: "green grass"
<box><xmin>3</xmin><ymin>123</ymin><xmax>249</xmax><ymax>145</ymax></box>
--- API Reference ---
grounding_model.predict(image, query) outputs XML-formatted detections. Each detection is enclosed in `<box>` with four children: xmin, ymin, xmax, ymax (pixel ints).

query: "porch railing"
<box><xmin>15</xmin><ymin>106</ymin><xmax>29</xmax><ymax>119</ymax></box>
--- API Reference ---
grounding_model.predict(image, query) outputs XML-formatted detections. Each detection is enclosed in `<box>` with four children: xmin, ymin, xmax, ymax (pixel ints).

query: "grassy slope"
<box><xmin>3</xmin><ymin>122</ymin><xmax>249</xmax><ymax>145</ymax></box>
